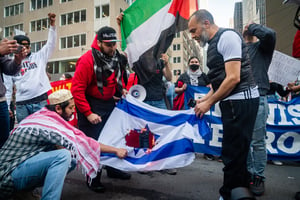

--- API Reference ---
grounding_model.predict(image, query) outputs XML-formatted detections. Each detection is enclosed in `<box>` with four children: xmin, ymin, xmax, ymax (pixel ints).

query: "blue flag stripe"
<box><xmin>101</xmin><ymin>138</ymin><xmax>194</xmax><ymax>164</ymax></box>
<box><xmin>117</xmin><ymin>98</ymin><xmax>211</xmax><ymax>137</ymax></box>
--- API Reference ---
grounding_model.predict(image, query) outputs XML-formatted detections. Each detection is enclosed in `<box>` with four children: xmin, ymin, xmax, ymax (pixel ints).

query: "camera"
<box><xmin>187</xmin><ymin>98</ymin><xmax>196</xmax><ymax>108</ymax></box>
<box><xmin>14</xmin><ymin>45</ymin><xmax>23</xmax><ymax>54</ymax></box>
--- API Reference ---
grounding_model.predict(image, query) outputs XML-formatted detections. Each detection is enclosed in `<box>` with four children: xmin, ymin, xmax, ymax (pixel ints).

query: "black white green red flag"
<box><xmin>120</xmin><ymin>0</ymin><xmax>198</xmax><ymax>84</ymax></box>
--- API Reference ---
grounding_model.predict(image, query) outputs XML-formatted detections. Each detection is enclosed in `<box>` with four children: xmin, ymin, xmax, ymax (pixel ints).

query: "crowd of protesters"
<box><xmin>0</xmin><ymin>5</ymin><xmax>299</xmax><ymax>200</ymax></box>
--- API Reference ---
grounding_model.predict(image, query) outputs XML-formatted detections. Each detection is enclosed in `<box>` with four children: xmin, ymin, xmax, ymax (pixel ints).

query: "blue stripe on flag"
<box><xmin>117</xmin><ymin>98</ymin><xmax>211</xmax><ymax>137</ymax></box>
<box><xmin>101</xmin><ymin>138</ymin><xmax>194</xmax><ymax>164</ymax></box>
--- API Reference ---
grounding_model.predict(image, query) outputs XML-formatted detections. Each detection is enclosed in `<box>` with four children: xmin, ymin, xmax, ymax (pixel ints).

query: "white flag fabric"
<box><xmin>98</xmin><ymin>95</ymin><xmax>210</xmax><ymax>171</ymax></box>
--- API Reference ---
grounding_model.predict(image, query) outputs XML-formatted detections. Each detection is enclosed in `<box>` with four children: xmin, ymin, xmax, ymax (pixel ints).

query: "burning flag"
<box><xmin>98</xmin><ymin>95</ymin><xmax>210</xmax><ymax>171</ymax></box>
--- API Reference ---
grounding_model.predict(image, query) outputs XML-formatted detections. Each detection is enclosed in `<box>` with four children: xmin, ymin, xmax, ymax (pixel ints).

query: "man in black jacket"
<box><xmin>243</xmin><ymin>23</ymin><xmax>276</xmax><ymax>196</ymax></box>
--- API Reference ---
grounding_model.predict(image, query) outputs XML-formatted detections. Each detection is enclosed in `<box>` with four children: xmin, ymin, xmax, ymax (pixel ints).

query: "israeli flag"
<box><xmin>98</xmin><ymin>95</ymin><xmax>211</xmax><ymax>171</ymax></box>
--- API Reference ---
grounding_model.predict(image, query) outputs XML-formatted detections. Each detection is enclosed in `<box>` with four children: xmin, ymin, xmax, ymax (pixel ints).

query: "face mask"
<box><xmin>189</xmin><ymin>64</ymin><xmax>199</xmax><ymax>71</ymax></box>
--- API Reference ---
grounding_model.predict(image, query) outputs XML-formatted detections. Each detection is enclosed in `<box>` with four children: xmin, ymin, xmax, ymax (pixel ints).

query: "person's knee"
<box><xmin>55</xmin><ymin>149</ymin><xmax>72</xmax><ymax>166</ymax></box>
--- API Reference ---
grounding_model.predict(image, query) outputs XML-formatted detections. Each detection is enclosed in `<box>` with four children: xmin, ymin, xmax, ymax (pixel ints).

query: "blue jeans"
<box><xmin>247</xmin><ymin>96</ymin><xmax>268</xmax><ymax>179</ymax></box>
<box><xmin>16</xmin><ymin>100</ymin><xmax>47</xmax><ymax>123</ymax></box>
<box><xmin>144</xmin><ymin>99</ymin><xmax>167</xmax><ymax>109</ymax></box>
<box><xmin>0</xmin><ymin>101</ymin><xmax>10</xmax><ymax>148</ymax></box>
<box><xmin>11</xmin><ymin>149</ymin><xmax>76</xmax><ymax>200</ymax></box>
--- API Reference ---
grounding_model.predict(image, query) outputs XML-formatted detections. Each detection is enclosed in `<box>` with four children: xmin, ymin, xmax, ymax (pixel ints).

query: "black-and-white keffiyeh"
<box><xmin>92</xmin><ymin>48</ymin><xmax>124</xmax><ymax>95</ymax></box>
<box><xmin>187</xmin><ymin>68</ymin><xmax>203</xmax><ymax>86</ymax></box>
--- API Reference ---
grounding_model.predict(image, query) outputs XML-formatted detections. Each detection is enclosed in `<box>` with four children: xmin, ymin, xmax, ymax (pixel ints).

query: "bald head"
<box><xmin>190</xmin><ymin>9</ymin><xmax>215</xmax><ymax>25</ymax></box>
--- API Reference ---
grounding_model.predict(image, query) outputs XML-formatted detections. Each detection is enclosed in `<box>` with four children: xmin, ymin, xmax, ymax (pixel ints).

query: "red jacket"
<box><xmin>71</xmin><ymin>36</ymin><xmax>118</xmax><ymax>117</ymax></box>
<box><xmin>293</xmin><ymin>30</ymin><xmax>300</xmax><ymax>58</ymax></box>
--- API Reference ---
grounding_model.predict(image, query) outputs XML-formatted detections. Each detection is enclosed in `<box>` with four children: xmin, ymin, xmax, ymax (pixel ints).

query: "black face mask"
<box><xmin>189</xmin><ymin>64</ymin><xmax>199</xmax><ymax>71</ymax></box>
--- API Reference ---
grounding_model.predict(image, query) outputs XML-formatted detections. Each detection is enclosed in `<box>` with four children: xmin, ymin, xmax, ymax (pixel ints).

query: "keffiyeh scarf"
<box><xmin>0</xmin><ymin>108</ymin><xmax>100</xmax><ymax>198</ymax></box>
<box><xmin>187</xmin><ymin>68</ymin><xmax>203</xmax><ymax>86</ymax></box>
<box><xmin>92</xmin><ymin>48</ymin><xmax>124</xmax><ymax>95</ymax></box>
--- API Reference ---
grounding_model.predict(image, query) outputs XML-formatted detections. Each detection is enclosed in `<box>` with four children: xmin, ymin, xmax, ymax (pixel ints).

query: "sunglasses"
<box><xmin>21</xmin><ymin>42</ymin><xmax>30</xmax><ymax>48</ymax></box>
<box><xmin>103</xmin><ymin>42</ymin><xmax>116</xmax><ymax>47</ymax></box>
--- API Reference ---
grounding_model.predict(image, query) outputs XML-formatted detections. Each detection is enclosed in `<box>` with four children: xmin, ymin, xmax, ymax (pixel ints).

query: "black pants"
<box><xmin>77</xmin><ymin>96</ymin><xmax>125</xmax><ymax>178</ymax></box>
<box><xmin>219</xmin><ymin>98</ymin><xmax>259</xmax><ymax>200</ymax></box>
<box><xmin>77</xmin><ymin>96</ymin><xmax>115</xmax><ymax>140</ymax></box>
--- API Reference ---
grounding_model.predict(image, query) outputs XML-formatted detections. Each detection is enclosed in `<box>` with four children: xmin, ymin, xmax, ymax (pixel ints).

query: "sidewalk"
<box><xmin>59</xmin><ymin>155</ymin><xmax>300</xmax><ymax>200</ymax></box>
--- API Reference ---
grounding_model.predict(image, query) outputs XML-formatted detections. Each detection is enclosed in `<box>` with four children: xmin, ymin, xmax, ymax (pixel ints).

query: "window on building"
<box><xmin>37</xmin><ymin>0</ymin><xmax>42</xmax><ymax>9</ymax></box>
<box><xmin>30</xmin><ymin>18</ymin><xmax>49</xmax><ymax>32</ymax></box>
<box><xmin>173</xmin><ymin>44</ymin><xmax>181</xmax><ymax>51</ymax></box>
<box><xmin>102</xmin><ymin>4</ymin><xmax>109</xmax><ymax>17</ymax></box>
<box><xmin>67</xmin><ymin>13</ymin><xmax>73</xmax><ymax>24</ymax></box>
<box><xmin>15</xmin><ymin>5</ymin><xmax>19</xmax><ymax>15</ymax></box>
<box><xmin>60</xmin><ymin>34</ymin><xmax>86</xmax><ymax>49</ymax></box>
<box><xmin>63</xmin><ymin>60</ymin><xmax>75</xmax><ymax>72</ymax></box>
<box><xmin>61</xmin><ymin>15</ymin><xmax>66</xmax><ymax>26</ymax></box>
<box><xmin>61</xmin><ymin>10</ymin><xmax>86</xmax><ymax>26</ymax></box>
<box><xmin>81</xmin><ymin>34</ymin><xmax>86</xmax><ymax>46</ymax></box>
<box><xmin>43</xmin><ymin>0</ymin><xmax>48</xmax><ymax>7</ymax></box>
<box><xmin>5</xmin><ymin>3</ymin><xmax>24</xmax><ymax>17</ymax></box>
<box><xmin>173</xmin><ymin>69</ymin><xmax>181</xmax><ymax>75</ymax></box>
<box><xmin>67</xmin><ymin>36</ymin><xmax>72</xmax><ymax>48</ymax></box>
<box><xmin>37</xmin><ymin>20</ymin><xmax>41</xmax><ymax>31</ymax></box>
<box><xmin>74</xmin><ymin>35</ymin><xmax>79</xmax><ymax>47</ymax></box>
<box><xmin>61</xmin><ymin>37</ymin><xmax>66</xmax><ymax>49</ymax></box>
<box><xmin>5</xmin><ymin>7</ymin><xmax>9</xmax><ymax>17</ymax></box>
<box><xmin>36</xmin><ymin>42</ymin><xmax>41</xmax><ymax>52</ymax></box>
<box><xmin>61</xmin><ymin>0</ymin><xmax>72</xmax><ymax>2</ymax></box>
<box><xmin>31</xmin><ymin>40</ymin><xmax>47</xmax><ymax>52</ymax></box>
<box><xmin>9</xmin><ymin>6</ymin><xmax>14</xmax><ymax>16</ymax></box>
<box><xmin>95</xmin><ymin>5</ymin><xmax>110</xmax><ymax>19</ymax></box>
<box><xmin>81</xmin><ymin>10</ymin><xmax>86</xmax><ymax>21</ymax></box>
<box><xmin>31</xmin><ymin>0</ymin><xmax>52</xmax><ymax>10</ymax></box>
<box><xmin>4</xmin><ymin>24</ymin><xmax>23</xmax><ymax>37</ymax></box>
<box><xmin>74</xmin><ymin>11</ymin><xmax>80</xmax><ymax>23</ymax></box>
<box><xmin>95</xmin><ymin>6</ymin><xmax>101</xmax><ymax>19</ymax></box>
<box><xmin>177</xmin><ymin>57</ymin><xmax>181</xmax><ymax>63</ymax></box>
<box><xmin>173</xmin><ymin>57</ymin><xmax>181</xmax><ymax>63</ymax></box>
<box><xmin>42</xmin><ymin>18</ymin><xmax>48</xmax><ymax>30</ymax></box>
<box><xmin>173</xmin><ymin>57</ymin><xmax>176</xmax><ymax>63</ymax></box>
<box><xmin>47</xmin><ymin>61</ymin><xmax>59</xmax><ymax>74</ymax></box>
<box><xmin>31</xmin><ymin>21</ymin><xmax>36</xmax><ymax>32</ymax></box>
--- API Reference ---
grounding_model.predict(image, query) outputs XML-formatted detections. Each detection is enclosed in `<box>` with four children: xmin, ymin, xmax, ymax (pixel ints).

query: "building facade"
<box><xmin>234</xmin><ymin>2</ymin><xmax>243</xmax><ymax>34</ymax></box>
<box><xmin>0</xmin><ymin>0</ymin><xmax>201</xmax><ymax>82</ymax></box>
<box><xmin>0</xmin><ymin>0</ymin><xmax>130</xmax><ymax>80</ymax></box>
<box><xmin>242</xmin><ymin>0</ymin><xmax>298</xmax><ymax>56</ymax></box>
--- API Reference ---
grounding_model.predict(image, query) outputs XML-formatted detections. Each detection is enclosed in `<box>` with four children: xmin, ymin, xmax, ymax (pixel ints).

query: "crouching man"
<box><xmin>0</xmin><ymin>89</ymin><xmax>127</xmax><ymax>200</ymax></box>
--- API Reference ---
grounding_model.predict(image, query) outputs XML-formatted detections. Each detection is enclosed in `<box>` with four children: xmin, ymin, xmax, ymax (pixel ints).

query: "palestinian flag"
<box><xmin>120</xmin><ymin>0</ymin><xmax>198</xmax><ymax>84</ymax></box>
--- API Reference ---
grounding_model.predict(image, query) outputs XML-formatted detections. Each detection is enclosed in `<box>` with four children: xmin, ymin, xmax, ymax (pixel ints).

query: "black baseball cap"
<box><xmin>97</xmin><ymin>26</ymin><xmax>121</xmax><ymax>42</ymax></box>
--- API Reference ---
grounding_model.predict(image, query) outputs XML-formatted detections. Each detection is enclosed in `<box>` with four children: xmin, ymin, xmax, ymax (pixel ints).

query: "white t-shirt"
<box><xmin>217</xmin><ymin>30</ymin><xmax>242</xmax><ymax>62</ymax></box>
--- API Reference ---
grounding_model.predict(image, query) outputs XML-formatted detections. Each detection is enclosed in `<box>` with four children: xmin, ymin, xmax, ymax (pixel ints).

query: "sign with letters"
<box><xmin>185</xmin><ymin>85</ymin><xmax>300</xmax><ymax>160</ymax></box>
<box><xmin>268</xmin><ymin>50</ymin><xmax>300</xmax><ymax>86</ymax></box>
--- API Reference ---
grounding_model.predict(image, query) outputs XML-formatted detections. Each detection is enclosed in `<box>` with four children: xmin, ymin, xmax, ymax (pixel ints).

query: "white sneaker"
<box><xmin>272</xmin><ymin>160</ymin><xmax>283</xmax><ymax>166</ymax></box>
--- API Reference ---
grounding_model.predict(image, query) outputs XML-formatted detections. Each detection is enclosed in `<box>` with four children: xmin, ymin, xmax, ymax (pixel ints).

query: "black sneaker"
<box><xmin>159</xmin><ymin>168</ymin><xmax>177</xmax><ymax>175</ymax></box>
<box><xmin>295</xmin><ymin>191</ymin><xmax>300</xmax><ymax>200</ymax></box>
<box><xmin>249</xmin><ymin>175</ymin><xmax>265</xmax><ymax>196</ymax></box>
<box><xmin>106</xmin><ymin>166</ymin><xmax>131</xmax><ymax>180</ymax></box>
<box><xmin>204</xmin><ymin>154</ymin><xmax>215</xmax><ymax>161</ymax></box>
<box><xmin>86</xmin><ymin>172</ymin><xmax>106</xmax><ymax>193</ymax></box>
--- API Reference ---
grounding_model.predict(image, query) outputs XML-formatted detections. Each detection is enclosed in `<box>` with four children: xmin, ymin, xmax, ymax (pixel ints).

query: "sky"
<box><xmin>199</xmin><ymin>0</ymin><xmax>242</xmax><ymax>28</ymax></box>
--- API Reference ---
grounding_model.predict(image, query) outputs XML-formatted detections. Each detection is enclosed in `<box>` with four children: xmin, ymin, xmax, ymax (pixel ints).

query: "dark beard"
<box><xmin>61</xmin><ymin>110</ymin><xmax>72</xmax><ymax>121</ymax></box>
<box><xmin>99</xmin><ymin>44</ymin><xmax>112</xmax><ymax>58</ymax></box>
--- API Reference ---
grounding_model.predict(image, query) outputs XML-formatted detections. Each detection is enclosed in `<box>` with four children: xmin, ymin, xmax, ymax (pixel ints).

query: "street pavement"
<box><xmin>59</xmin><ymin>154</ymin><xmax>299</xmax><ymax>200</ymax></box>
